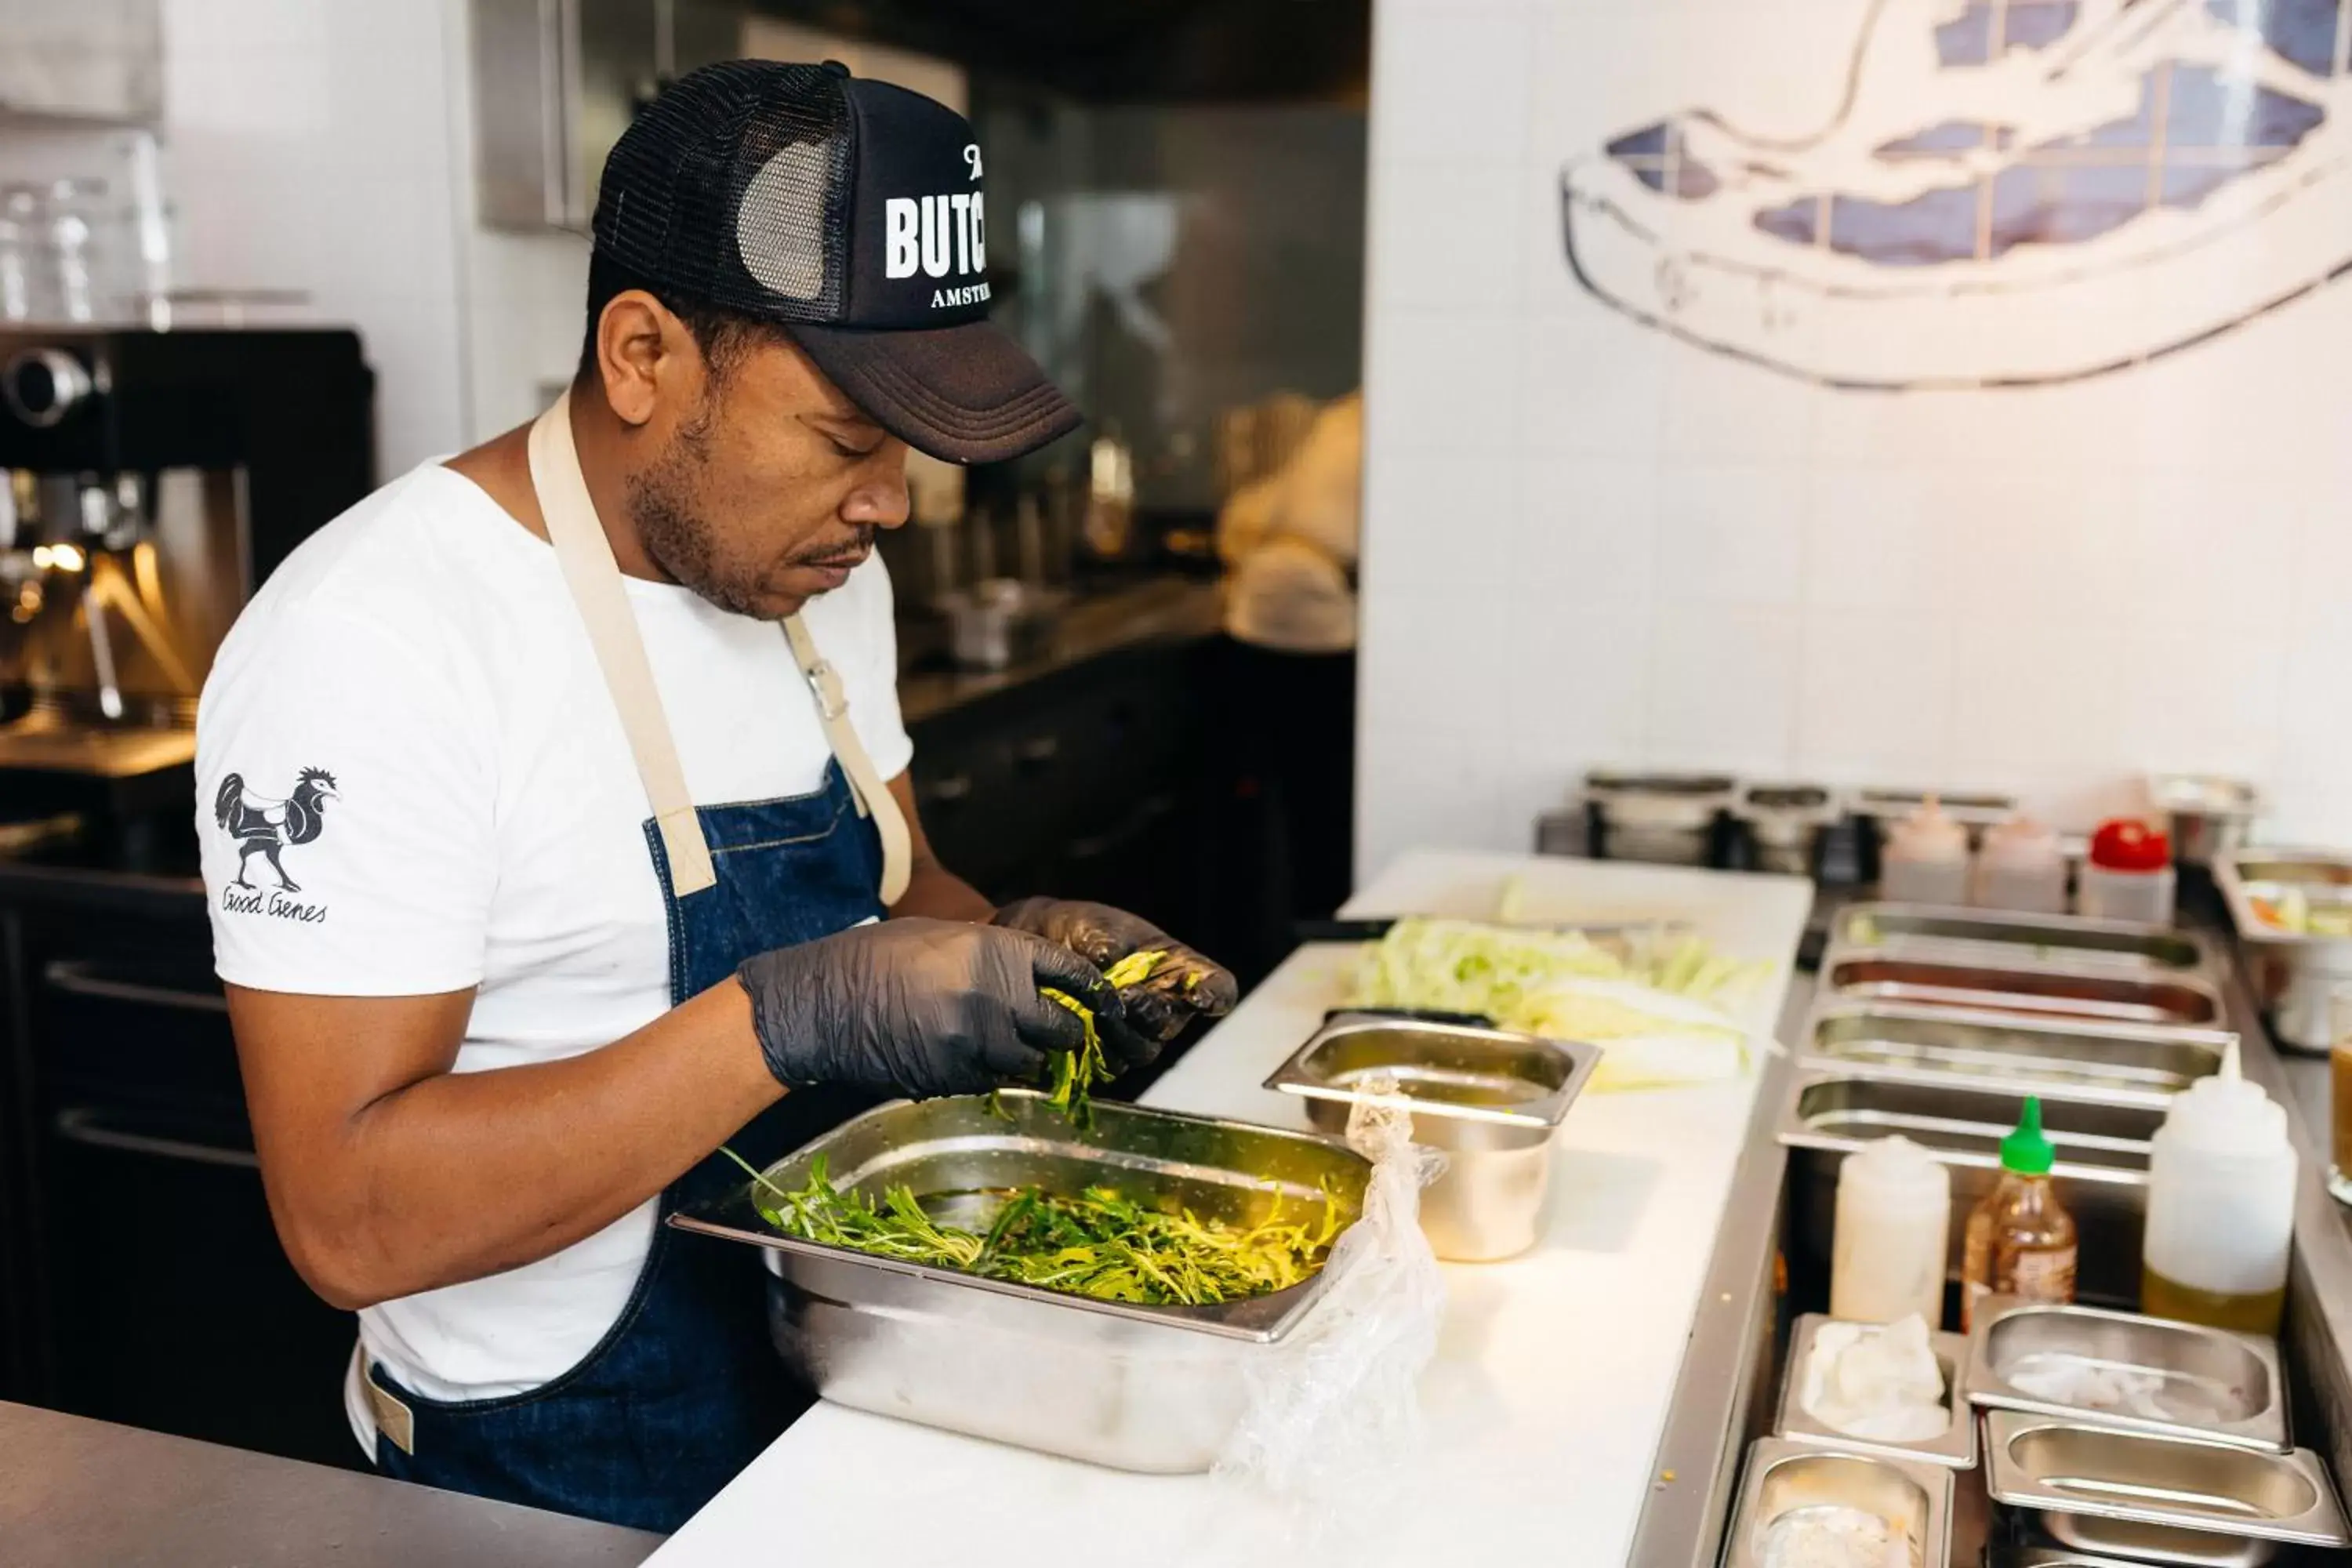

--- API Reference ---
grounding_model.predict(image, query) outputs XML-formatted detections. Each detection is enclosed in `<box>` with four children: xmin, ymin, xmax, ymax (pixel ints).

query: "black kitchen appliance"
<box><xmin>0</xmin><ymin>327</ymin><xmax>372</xmax><ymax>868</ymax></box>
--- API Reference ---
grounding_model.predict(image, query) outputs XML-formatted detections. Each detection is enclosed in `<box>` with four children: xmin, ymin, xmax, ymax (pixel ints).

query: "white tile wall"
<box><xmin>1357</xmin><ymin>0</ymin><xmax>2352</xmax><ymax>880</ymax></box>
<box><xmin>159</xmin><ymin>0</ymin><xmax>471</xmax><ymax>473</ymax></box>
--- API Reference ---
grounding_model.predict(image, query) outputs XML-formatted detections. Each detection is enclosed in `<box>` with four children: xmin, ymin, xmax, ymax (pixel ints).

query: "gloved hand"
<box><xmin>737</xmin><ymin>917</ymin><xmax>1124</xmax><ymax>1100</ymax></box>
<box><xmin>990</xmin><ymin>898</ymin><xmax>1239</xmax><ymax>1069</ymax></box>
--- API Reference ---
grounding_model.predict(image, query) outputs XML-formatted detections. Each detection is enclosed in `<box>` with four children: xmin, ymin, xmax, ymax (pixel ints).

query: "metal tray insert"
<box><xmin>1265</xmin><ymin>1014</ymin><xmax>1602</xmax><ymax>1137</ymax></box>
<box><xmin>1802</xmin><ymin>1003</ymin><xmax>2234</xmax><ymax>1105</ymax></box>
<box><xmin>1963</xmin><ymin>1299</ymin><xmax>2286</xmax><ymax>1453</ymax></box>
<box><xmin>1774</xmin><ymin>1315</ymin><xmax>1976</xmax><ymax>1468</ymax></box>
<box><xmin>1984</xmin><ymin>1412</ymin><xmax>2349</xmax><ymax>1551</ymax></box>
<box><xmin>1820</xmin><ymin>956</ymin><xmax>2223</xmax><ymax>1029</ymax></box>
<box><xmin>670</xmin><ymin>1093</ymin><xmax>1372</xmax><ymax>1473</ymax></box>
<box><xmin>1835</xmin><ymin>905</ymin><xmax>2210</xmax><ymax>975</ymax></box>
<box><xmin>1726</xmin><ymin>1439</ymin><xmax>1953</xmax><ymax>1568</ymax></box>
<box><xmin>1265</xmin><ymin>1015</ymin><xmax>1602</xmax><ymax>1262</ymax></box>
<box><xmin>1782</xmin><ymin>1076</ymin><xmax>2160</xmax><ymax>1178</ymax></box>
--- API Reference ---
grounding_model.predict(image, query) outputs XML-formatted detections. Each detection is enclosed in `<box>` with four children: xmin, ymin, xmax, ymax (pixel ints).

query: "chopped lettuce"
<box><xmin>1348</xmin><ymin>917</ymin><xmax>1767</xmax><ymax>1091</ymax></box>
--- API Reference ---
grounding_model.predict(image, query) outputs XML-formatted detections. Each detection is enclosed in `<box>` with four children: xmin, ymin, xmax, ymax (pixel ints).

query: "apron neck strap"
<box><xmin>781</xmin><ymin>615</ymin><xmax>912</xmax><ymax>906</ymax></box>
<box><xmin>524</xmin><ymin>392</ymin><xmax>913</xmax><ymax>907</ymax></box>
<box><xmin>528</xmin><ymin>391</ymin><xmax>717</xmax><ymax>897</ymax></box>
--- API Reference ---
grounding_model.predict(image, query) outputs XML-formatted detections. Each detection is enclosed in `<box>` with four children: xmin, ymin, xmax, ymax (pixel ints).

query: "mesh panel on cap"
<box><xmin>590</xmin><ymin>60</ymin><xmax>852</xmax><ymax>322</ymax></box>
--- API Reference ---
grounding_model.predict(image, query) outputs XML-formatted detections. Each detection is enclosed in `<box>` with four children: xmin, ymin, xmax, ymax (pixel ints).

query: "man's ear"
<box><xmin>593</xmin><ymin>289</ymin><xmax>686</xmax><ymax>427</ymax></box>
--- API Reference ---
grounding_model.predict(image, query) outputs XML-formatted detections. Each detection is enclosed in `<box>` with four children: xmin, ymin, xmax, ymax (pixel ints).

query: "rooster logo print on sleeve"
<box><xmin>214</xmin><ymin>767</ymin><xmax>339</xmax><ymax>895</ymax></box>
<box><xmin>1561</xmin><ymin>0</ymin><xmax>2352</xmax><ymax>387</ymax></box>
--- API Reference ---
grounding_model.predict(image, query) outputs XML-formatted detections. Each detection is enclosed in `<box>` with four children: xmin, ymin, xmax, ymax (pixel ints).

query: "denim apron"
<box><xmin>365</xmin><ymin>393</ymin><xmax>913</xmax><ymax>1532</ymax></box>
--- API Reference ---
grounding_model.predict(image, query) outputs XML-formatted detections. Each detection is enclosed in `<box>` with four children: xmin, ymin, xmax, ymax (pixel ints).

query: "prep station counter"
<box><xmin>649</xmin><ymin>851</ymin><xmax>1817</xmax><ymax>1568</ymax></box>
<box><xmin>0</xmin><ymin>1399</ymin><xmax>662</xmax><ymax>1566</ymax></box>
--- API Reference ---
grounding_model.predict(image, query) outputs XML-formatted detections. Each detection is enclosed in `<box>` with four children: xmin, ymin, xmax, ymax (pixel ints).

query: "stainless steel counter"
<box><xmin>0</xmin><ymin>1400</ymin><xmax>662</xmax><ymax>1567</ymax></box>
<box><xmin>1627</xmin><ymin>903</ymin><xmax>2352</xmax><ymax>1568</ymax></box>
<box><xmin>896</xmin><ymin>576</ymin><xmax>1222</xmax><ymax>727</ymax></box>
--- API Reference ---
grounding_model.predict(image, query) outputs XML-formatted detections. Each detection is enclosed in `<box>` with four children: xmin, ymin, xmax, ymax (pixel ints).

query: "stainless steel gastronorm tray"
<box><xmin>1781</xmin><ymin>1075</ymin><xmax>2161</xmax><ymax>1180</ymax></box>
<box><xmin>1963</xmin><ymin>1299</ymin><xmax>2288</xmax><ymax>1453</ymax></box>
<box><xmin>1726</xmin><ymin>1438</ymin><xmax>1954</xmax><ymax>1568</ymax></box>
<box><xmin>2215</xmin><ymin>848</ymin><xmax>2352</xmax><ymax>1051</ymax></box>
<box><xmin>1835</xmin><ymin>905</ymin><xmax>2213</xmax><ymax>976</ymax></box>
<box><xmin>1802</xmin><ymin>1001</ymin><xmax>2235</xmax><ymax>1107</ymax></box>
<box><xmin>1265</xmin><ymin>1013</ymin><xmax>1602</xmax><ymax>1134</ymax></box>
<box><xmin>1775</xmin><ymin>1315</ymin><xmax>1976</xmax><ymax>1468</ymax></box>
<box><xmin>1264</xmin><ymin>1014</ymin><xmax>1602</xmax><ymax>1261</ymax></box>
<box><xmin>1780</xmin><ymin>1075</ymin><xmax>2157</xmax><ymax>1304</ymax></box>
<box><xmin>1983</xmin><ymin>1411</ymin><xmax>2350</xmax><ymax>1553</ymax></box>
<box><xmin>1851</xmin><ymin>789</ymin><xmax>2020</xmax><ymax>828</ymax></box>
<box><xmin>670</xmin><ymin>1091</ymin><xmax>1370</xmax><ymax>1472</ymax></box>
<box><xmin>1818</xmin><ymin>955</ymin><xmax>2224</xmax><ymax>1029</ymax></box>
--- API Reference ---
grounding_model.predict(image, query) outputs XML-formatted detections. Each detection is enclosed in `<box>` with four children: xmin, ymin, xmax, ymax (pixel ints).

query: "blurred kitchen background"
<box><xmin>5</xmin><ymin>0</ymin><xmax>2352</xmax><ymax>1486</ymax></box>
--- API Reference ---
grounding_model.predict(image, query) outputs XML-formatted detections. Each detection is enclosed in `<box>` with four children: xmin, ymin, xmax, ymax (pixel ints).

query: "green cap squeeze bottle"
<box><xmin>1961</xmin><ymin>1096</ymin><xmax>2077</xmax><ymax>1330</ymax></box>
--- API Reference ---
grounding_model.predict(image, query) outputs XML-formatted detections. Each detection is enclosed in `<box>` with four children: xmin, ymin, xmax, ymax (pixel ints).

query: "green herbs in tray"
<box><xmin>724</xmin><ymin>1149</ymin><xmax>1340</xmax><ymax>1308</ymax></box>
<box><xmin>1025</xmin><ymin>946</ymin><xmax>1167</xmax><ymax>1130</ymax></box>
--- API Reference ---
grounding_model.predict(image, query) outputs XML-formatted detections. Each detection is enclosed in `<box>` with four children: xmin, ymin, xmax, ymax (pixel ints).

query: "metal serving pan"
<box><xmin>1780</xmin><ymin>1076</ymin><xmax>2160</xmax><ymax>1181</ymax></box>
<box><xmin>1851</xmin><ymin>788</ymin><xmax>2019</xmax><ymax>829</ymax></box>
<box><xmin>1818</xmin><ymin>956</ymin><xmax>2224</xmax><ymax>1029</ymax></box>
<box><xmin>1725</xmin><ymin>1438</ymin><xmax>1953</xmax><ymax>1568</ymax></box>
<box><xmin>1834</xmin><ymin>905</ymin><xmax>2213</xmax><ymax>976</ymax></box>
<box><xmin>1779</xmin><ymin>1076</ymin><xmax>2157</xmax><ymax>1305</ymax></box>
<box><xmin>1774</xmin><ymin>1314</ymin><xmax>1976</xmax><ymax>1468</ymax></box>
<box><xmin>1802</xmin><ymin>1001</ymin><xmax>2234</xmax><ymax>1107</ymax></box>
<box><xmin>1264</xmin><ymin>1014</ymin><xmax>1602</xmax><ymax>1261</ymax></box>
<box><xmin>2215</xmin><ymin>848</ymin><xmax>2352</xmax><ymax>1051</ymax></box>
<box><xmin>1983</xmin><ymin>1411</ymin><xmax>2350</xmax><ymax>1555</ymax></box>
<box><xmin>670</xmin><ymin>1091</ymin><xmax>1370</xmax><ymax>1473</ymax></box>
<box><xmin>1962</xmin><ymin>1298</ymin><xmax>2288</xmax><ymax>1453</ymax></box>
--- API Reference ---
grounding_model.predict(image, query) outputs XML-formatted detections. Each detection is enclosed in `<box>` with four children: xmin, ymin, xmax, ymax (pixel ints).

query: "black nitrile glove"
<box><xmin>737</xmin><ymin>917</ymin><xmax>1124</xmax><ymax>1100</ymax></box>
<box><xmin>990</xmin><ymin>898</ymin><xmax>1240</xmax><ymax>1069</ymax></box>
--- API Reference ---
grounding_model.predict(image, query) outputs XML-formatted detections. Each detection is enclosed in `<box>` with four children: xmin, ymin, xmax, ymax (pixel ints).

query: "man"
<box><xmin>195</xmin><ymin>61</ymin><xmax>1235</xmax><ymax>1533</ymax></box>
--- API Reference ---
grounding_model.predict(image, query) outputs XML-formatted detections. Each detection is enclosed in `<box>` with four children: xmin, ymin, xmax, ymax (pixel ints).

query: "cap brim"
<box><xmin>785</xmin><ymin>320</ymin><xmax>1081</xmax><ymax>465</ymax></box>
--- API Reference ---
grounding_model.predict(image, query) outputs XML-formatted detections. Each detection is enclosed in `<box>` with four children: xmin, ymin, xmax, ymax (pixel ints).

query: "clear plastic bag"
<box><xmin>1214</xmin><ymin>1084</ymin><xmax>1447</xmax><ymax>1507</ymax></box>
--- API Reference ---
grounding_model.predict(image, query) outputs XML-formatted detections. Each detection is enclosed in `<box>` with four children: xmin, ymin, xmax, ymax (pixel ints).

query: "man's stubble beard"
<box><xmin>626</xmin><ymin>397</ymin><xmax>782</xmax><ymax>619</ymax></box>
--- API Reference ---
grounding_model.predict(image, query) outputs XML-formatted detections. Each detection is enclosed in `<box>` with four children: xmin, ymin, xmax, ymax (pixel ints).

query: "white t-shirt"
<box><xmin>194</xmin><ymin>459</ymin><xmax>913</xmax><ymax>1451</ymax></box>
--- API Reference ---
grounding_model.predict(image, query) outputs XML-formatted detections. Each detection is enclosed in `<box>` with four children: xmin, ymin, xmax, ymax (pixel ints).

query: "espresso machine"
<box><xmin>0</xmin><ymin>328</ymin><xmax>372</xmax><ymax>866</ymax></box>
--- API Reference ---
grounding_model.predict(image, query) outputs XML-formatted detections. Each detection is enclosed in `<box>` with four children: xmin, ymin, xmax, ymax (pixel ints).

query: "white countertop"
<box><xmin>648</xmin><ymin>851</ymin><xmax>1813</xmax><ymax>1568</ymax></box>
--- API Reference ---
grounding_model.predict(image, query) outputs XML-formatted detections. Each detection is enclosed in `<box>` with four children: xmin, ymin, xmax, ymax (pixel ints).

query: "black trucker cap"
<box><xmin>591</xmin><ymin>59</ymin><xmax>1079</xmax><ymax>464</ymax></box>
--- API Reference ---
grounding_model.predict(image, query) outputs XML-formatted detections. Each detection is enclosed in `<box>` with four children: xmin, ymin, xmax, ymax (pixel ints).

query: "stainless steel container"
<box><xmin>1819</xmin><ymin>955</ymin><xmax>2223</xmax><ymax>1029</ymax></box>
<box><xmin>1584</xmin><ymin>769</ymin><xmax>1734</xmax><ymax>866</ymax></box>
<box><xmin>1780</xmin><ymin>1073</ymin><xmax>2157</xmax><ymax>1305</ymax></box>
<box><xmin>932</xmin><ymin>578</ymin><xmax>1065</xmax><ymax>670</ymax></box>
<box><xmin>1725</xmin><ymin>1438</ymin><xmax>1953</xmax><ymax>1568</ymax></box>
<box><xmin>1774</xmin><ymin>1314</ymin><xmax>1977</xmax><ymax>1468</ymax></box>
<box><xmin>2215</xmin><ymin>848</ymin><xmax>2352</xmax><ymax>1051</ymax></box>
<box><xmin>1264</xmin><ymin>1014</ymin><xmax>1602</xmax><ymax>1261</ymax></box>
<box><xmin>1962</xmin><ymin>1298</ymin><xmax>2288</xmax><ymax>1453</ymax></box>
<box><xmin>1824</xmin><ymin>903</ymin><xmax>2226</xmax><ymax>1029</ymax></box>
<box><xmin>1853</xmin><ymin>787</ymin><xmax>2019</xmax><ymax>829</ymax></box>
<box><xmin>2150</xmin><ymin>773</ymin><xmax>2261</xmax><ymax>869</ymax></box>
<box><xmin>1833</xmin><ymin>904</ymin><xmax>2214</xmax><ymax>978</ymax></box>
<box><xmin>670</xmin><ymin>1092</ymin><xmax>1370</xmax><ymax>1473</ymax></box>
<box><xmin>1737</xmin><ymin>782</ymin><xmax>1842</xmax><ymax>877</ymax></box>
<box><xmin>1801</xmin><ymin>1001</ymin><xmax>2235</xmax><ymax>1107</ymax></box>
<box><xmin>1983</xmin><ymin>1411</ymin><xmax>2350</xmax><ymax>1558</ymax></box>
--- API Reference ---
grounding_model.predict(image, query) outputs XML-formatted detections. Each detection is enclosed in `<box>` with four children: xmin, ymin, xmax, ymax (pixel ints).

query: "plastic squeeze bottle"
<box><xmin>2143</xmin><ymin>1053</ymin><xmax>2298</xmax><ymax>1334</ymax></box>
<box><xmin>1881</xmin><ymin>796</ymin><xmax>1971</xmax><ymax>906</ymax></box>
<box><xmin>1973</xmin><ymin>817</ymin><xmax>2067</xmax><ymax>914</ymax></box>
<box><xmin>1961</xmin><ymin>1097</ymin><xmax>2077</xmax><ymax>1330</ymax></box>
<box><xmin>1831</xmin><ymin>1136</ymin><xmax>1953</xmax><ymax>1327</ymax></box>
